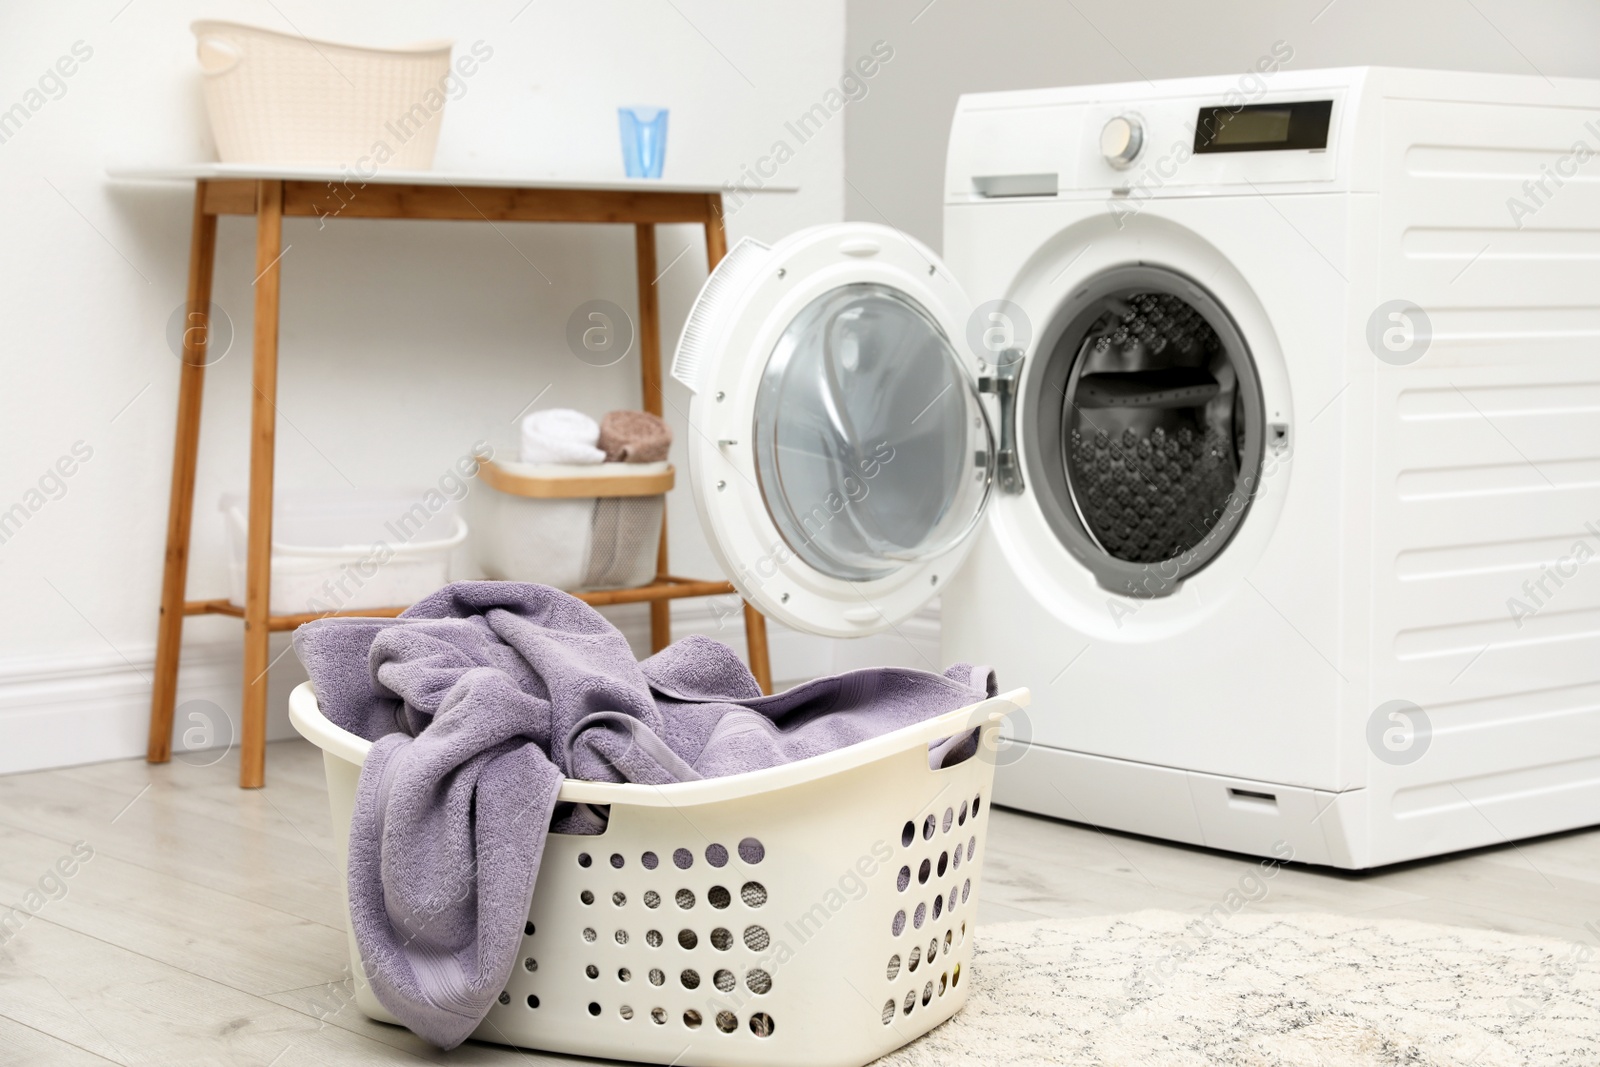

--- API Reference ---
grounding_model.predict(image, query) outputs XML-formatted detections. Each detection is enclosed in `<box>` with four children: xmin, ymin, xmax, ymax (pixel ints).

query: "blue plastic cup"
<box><xmin>618</xmin><ymin>107</ymin><xmax>669</xmax><ymax>179</ymax></box>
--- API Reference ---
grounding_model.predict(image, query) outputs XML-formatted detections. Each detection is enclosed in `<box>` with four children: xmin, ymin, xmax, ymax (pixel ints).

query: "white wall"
<box><xmin>845</xmin><ymin>0</ymin><xmax>1600</xmax><ymax>248</ymax></box>
<box><xmin>31</xmin><ymin>0</ymin><xmax>1571</xmax><ymax>775</ymax></box>
<box><xmin>0</xmin><ymin>1</ymin><xmax>909</xmax><ymax>773</ymax></box>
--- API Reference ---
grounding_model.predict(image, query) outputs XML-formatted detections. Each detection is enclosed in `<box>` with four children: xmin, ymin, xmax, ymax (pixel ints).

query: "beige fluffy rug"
<box><xmin>877</xmin><ymin>911</ymin><xmax>1600</xmax><ymax>1067</ymax></box>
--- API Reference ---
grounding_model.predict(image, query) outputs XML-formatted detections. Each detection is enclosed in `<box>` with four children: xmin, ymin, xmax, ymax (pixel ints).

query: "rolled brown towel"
<box><xmin>598</xmin><ymin>409</ymin><xmax>673</xmax><ymax>463</ymax></box>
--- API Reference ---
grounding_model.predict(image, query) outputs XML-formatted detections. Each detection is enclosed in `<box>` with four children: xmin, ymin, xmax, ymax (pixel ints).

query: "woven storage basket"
<box><xmin>470</xmin><ymin>459</ymin><xmax>670</xmax><ymax>592</ymax></box>
<box><xmin>289</xmin><ymin>681</ymin><xmax>1028</xmax><ymax>1067</ymax></box>
<box><xmin>192</xmin><ymin>20</ymin><xmax>452</xmax><ymax>169</ymax></box>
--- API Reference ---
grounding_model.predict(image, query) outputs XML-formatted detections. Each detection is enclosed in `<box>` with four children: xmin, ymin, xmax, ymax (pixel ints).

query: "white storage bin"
<box><xmin>192</xmin><ymin>20</ymin><xmax>453</xmax><ymax>169</ymax></box>
<box><xmin>289</xmin><ymin>680</ymin><xmax>1029</xmax><ymax>1067</ymax></box>
<box><xmin>470</xmin><ymin>459</ymin><xmax>670</xmax><ymax>592</ymax></box>
<box><xmin>221</xmin><ymin>490</ymin><xmax>465</xmax><ymax>616</ymax></box>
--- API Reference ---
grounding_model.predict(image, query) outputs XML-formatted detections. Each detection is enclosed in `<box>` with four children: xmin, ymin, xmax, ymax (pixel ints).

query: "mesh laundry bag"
<box><xmin>471</xmin><ymin>459</ymin><xmax>668</xmax><ymax>592</ymax></box>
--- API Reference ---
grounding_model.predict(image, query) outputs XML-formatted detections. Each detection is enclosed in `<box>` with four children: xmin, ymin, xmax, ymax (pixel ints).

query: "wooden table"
<box><xmin>113</xmin><ymin>165</ymin><xmax>785</xmax><ymax>788</ymax></box>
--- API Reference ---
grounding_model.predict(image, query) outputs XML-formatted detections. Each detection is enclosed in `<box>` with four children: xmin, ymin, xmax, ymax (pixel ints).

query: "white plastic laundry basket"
<box><xmin>289</xmin><ymin>681</ymin><xmax>1030</xmax><ymax>1067</ymax></box>
<box><xmin>470</xmin><ymin>459</ymin><xmax>669</xmax><ymax>592</ymax></box>
<box><xmin>192</xmin><ymin>20</ymin><xmax>453</xmax><ymax>169</ymax></box>
<box><xmin>222</xmin><ymin>490</ymin><xmax>466</xmax><ymax>616</ymax></box>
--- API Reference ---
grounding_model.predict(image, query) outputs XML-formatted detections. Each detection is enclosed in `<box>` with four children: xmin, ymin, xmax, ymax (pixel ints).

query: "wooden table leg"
<box><xmin>703</xmin><ymin>194</ymin><xmax>729</xmax><ymax>264</ymax></box>
<box><xmin>240</xmin><ymin>180</ymin><xmax>284</xmax><ymax>789</ymax></box>
<box><xmin>634</xmin><ymin>222</ymin><xmax>673</xmax><ymax>654</ymax></box>
<box><xmin>743</xmin><ymin>603</ymin><xmax>773</xmax><ymax>694</ymax></box>
<box><xmin>701</xmin><ymin>196</ymin><xmax>774</xmax><ymax>694</ymax></box>
<box><xmin>147</xmin><ymin>183</ymin><xmax>219</xmax><ymax>762</ymax></box>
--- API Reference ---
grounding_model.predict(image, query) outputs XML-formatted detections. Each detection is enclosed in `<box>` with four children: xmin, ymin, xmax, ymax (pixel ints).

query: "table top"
<box><xmin>107</xmin><ymin>163</ymin><xmax>797</xmax><ymax>196</ymax></box>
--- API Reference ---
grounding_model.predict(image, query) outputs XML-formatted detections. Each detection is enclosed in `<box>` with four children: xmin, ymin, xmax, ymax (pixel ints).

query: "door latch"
<box><xmin>977</xmin><ymin>348</ymin><xmax>1025</xmax><ymax>494</ymax></box>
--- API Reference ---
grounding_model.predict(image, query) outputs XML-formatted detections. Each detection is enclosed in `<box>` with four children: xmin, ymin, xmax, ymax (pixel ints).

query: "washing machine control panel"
<box><xmin>1079</xmin><ymin>91</ymin><xmax>1342</xmax><ymax>190</ymax></box>
<box><xmin>945</xmin><ymin>87</ymin><xmax>1345</xmax><ymax>201</ymax></box>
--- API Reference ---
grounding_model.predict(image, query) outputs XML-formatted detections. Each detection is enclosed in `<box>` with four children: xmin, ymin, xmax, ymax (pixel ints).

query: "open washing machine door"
<box><xmin>671</xmin><ymin>223</ymin><xmax>994</xmax><ymax>638</ymax></box>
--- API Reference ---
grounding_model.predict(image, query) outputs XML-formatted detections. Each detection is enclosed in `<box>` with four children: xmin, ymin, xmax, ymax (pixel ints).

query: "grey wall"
<box><xmin>845</xmin><ymin>0</ymin><xmax>1600</xmax><ymax>249</ymax></box>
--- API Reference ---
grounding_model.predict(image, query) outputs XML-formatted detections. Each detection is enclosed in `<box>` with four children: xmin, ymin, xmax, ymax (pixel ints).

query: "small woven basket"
<box><xmin>192</xmin><ymin>20</ymin><xmax>452</xmax><ymax>169</ymax></box>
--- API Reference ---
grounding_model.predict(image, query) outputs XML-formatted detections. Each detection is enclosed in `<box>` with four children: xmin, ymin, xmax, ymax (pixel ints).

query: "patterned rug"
<box><xmin>877</xmin><ymin>911</ymin><xmax>1600</xmax><ymax>1067</ymax></box>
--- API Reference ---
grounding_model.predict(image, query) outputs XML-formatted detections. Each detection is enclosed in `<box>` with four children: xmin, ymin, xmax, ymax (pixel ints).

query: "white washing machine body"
<box><xmin>674</xmin><ymin>67</ymin><xmax>1600</xmax><ymax>869</ymax></box>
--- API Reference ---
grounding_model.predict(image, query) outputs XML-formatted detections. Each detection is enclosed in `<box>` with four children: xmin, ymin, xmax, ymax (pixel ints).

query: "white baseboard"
<box><xmin>0</xmin><ymin>601</ymin><xmax>942</xmax><ymax>777</ymax></box>
<box><xmin>0</xmin><ymin>637</ymin><xmax>308</xmax><ymax>777</ymax></box>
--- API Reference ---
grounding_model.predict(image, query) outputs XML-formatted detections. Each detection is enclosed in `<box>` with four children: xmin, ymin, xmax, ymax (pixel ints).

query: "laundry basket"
<box><xmin>470</xmin><ymin>459</ymin><xmax>670</xmax><ymax>592</ymax></box>
<box><xmin>221</xmin><ymin>490</ymin><xmax>466</xmax><ymax>615</ymax></box>
<box><xmin>192</xmin><ymin>20</ymin><xmax>453</xmax><ymax>169</ymax></box>
<box><xmin>289</xmin><ymin>681</ymin><xmax>1029</xmax><ymax>1067</ymax></box>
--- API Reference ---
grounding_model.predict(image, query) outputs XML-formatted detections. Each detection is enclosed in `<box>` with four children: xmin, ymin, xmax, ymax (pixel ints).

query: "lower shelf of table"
<box><xmin>183</xmin><ymin>575</ymin><xmax>739</xmax><ymax>632</ymax></box>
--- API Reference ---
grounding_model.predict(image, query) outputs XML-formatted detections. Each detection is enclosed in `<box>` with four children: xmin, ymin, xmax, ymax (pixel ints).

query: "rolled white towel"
<box><xmin>520</xmin><ymin>408</ymin><xmax>605</xmax><ymax>465</ymax></box>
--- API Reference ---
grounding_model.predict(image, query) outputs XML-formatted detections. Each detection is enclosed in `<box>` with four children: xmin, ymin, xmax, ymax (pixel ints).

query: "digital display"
<box><xmin>1211</xmin><ymin>108</ymin><xmax>1291</xmax><ymax>145</ymax></box>
<box><xmin>1194</xmin><ymin>99</ymin><xmax>1332</xmax><ymax>154</ymax></box>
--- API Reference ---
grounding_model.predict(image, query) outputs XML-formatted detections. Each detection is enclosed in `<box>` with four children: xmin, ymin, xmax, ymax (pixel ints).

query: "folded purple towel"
<box><xmin>597</xmin><ymin>409</ymin><xmax>672</xmax><ymax>463</ymax></box>
<box><xmin>293</xmin><ymin>581</ymin><xmax>993</xmax><ymax>1049</ymax></box>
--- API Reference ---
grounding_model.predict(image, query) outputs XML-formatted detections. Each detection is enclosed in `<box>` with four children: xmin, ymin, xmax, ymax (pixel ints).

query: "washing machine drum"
<box><xmin>1030</xmin><ymin>266</ymin><xmax>1266</xmax><ymax>597</ymax></box>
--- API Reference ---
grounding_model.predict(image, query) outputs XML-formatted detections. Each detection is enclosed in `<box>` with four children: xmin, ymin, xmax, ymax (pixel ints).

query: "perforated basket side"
<box><xmin>290</xmin><ymin>683</ymin><xmax>1029</xmax><ymax>1067</ymax></box>
<box><xmin>479</xmin><ymin>724</ymin><xmax>1002</xmax><ymax>1067</ymax></box>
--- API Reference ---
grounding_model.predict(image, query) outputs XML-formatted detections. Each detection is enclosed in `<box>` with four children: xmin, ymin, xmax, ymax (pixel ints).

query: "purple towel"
<box><xmin>293</xmin><ymin>581</ymin><xmax>993</xmax><ymax>1049</ymax></box>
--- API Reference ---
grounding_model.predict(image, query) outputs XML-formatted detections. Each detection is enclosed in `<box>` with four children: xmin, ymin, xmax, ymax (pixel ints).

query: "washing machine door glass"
<box><xmin>754</xmin><ymin>282</ymin><xmax>992</xmax><ymax>582</ymax></box>
<box><xmin>672</xmin><ymin>224</ymin><xmax>994</xmax><ymax>637</ymax></box>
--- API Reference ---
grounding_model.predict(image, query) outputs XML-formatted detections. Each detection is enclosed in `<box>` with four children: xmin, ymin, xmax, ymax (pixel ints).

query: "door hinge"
<box><xmin>977</xmin><ymin>348</ymin><xmax>1025</xmax><ymax>495</ymax></box>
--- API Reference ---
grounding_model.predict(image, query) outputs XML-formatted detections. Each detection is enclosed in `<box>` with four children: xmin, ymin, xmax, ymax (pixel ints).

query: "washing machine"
<box><xmin>672</xmin><ymin>67</ymin><xmax>1600</xmax><ymax>869</ymax></box>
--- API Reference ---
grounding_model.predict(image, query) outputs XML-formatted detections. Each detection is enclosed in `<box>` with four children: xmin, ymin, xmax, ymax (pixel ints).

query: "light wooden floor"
<box><xmin>2</xmin><ymin>739</ymin><xmax>1598</xmax><ymax>1065</ymax></box>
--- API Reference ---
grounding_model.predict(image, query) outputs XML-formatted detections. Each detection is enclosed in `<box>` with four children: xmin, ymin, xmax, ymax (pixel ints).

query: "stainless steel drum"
<box><xmin>1025</xmin><ymin>266</ymin><xmax>1265</xmax><ymax>597</ymax></box>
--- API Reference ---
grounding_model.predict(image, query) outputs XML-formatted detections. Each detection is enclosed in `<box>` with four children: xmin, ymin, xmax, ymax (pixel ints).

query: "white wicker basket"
<box><xmin>192</xmin><ymin>20</ymin><xmax>452</xmax><ymax>169</ymax></box>
<box><xmin>289</xmin><ymin>681</ymin><xmax>1029</xmax><ymax>1067</ymax></box>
